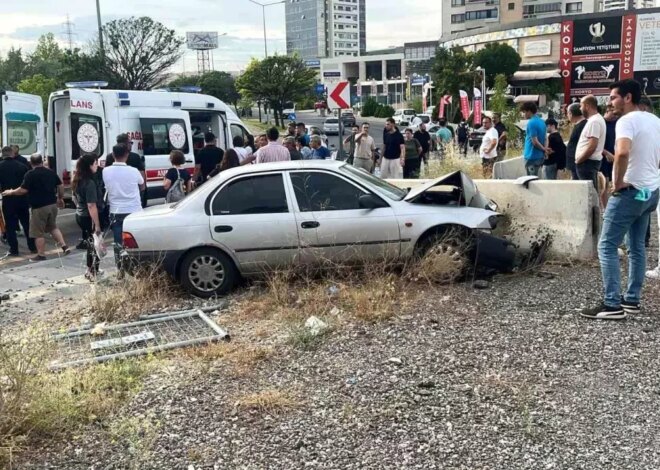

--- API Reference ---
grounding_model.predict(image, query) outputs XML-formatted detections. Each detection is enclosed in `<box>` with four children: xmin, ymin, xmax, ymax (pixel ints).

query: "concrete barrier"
<box><xmin>493</xmin><ymin>156</ymin><xmax>527</xmax><ymax>179</ymax></box>
<box><xmin>388</xmin><ymin>178</ymin><xmax>600</xmax><ymax>260</ymax></box>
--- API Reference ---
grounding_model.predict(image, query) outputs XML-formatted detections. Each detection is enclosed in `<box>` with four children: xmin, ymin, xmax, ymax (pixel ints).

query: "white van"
<box><xmin>0</xmin><ymin>91</ymin><xmax>45</xmax><ymax>156</ymax></box>
<box><xmin>46</xmin><ymin>82</ymin><xmax>252</xmax><ymax>199</ymax></box>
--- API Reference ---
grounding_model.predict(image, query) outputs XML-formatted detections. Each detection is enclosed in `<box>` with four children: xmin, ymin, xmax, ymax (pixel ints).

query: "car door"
<box><xmin>288</xmin><ymin>170</ymin><xmax>401</xmax><ymax>265</ymax></box>
<box><xmin>208</xmin><ymin>172</ymin><xmax>301</xmax><ymax>273</ymax></box>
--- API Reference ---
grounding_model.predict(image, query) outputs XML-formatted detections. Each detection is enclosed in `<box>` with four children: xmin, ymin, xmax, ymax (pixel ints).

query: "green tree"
<box><xmin>198</xmin><ymin>71</ymin><xmax>240</xmax><ymax>109</ymax></box>
<box><xmin>431</xmin><ymin>46</ymin><xmax>474</xmax><ymax>100</ymax></box>
<box><xmin>101</xmin><ymin>17</ymin><xmax>184</xmax><ymax>89</ymax></box>
<box><xmin>57</xmin><ymin>49</ymin><xmax>114</xmax><ymax>87</ymax></box>
<box><xmin>28</xmin><ymin>33</ymin><xmax>63</xmax><ymax>79</ymax></box>
<box><xmin>237</xmin><ymin>55</ymin><xmax>316</xmax><ymax>127</ymax></box>
<box><xmin>489</xmin><ymin>74</ymin><xmax>509</xmax><ymax>114</ymax></box>
<box><xmin>473</xmin><ymin>43</ymin><xmax>521</xmax><ymax>88</ymax></box>
<box><xmin>17</xmin><ymin>74</ymin><xmax>59</xmax><ymax>114</ymax></box>
<box><xmin>0</xmin><ymin>48</ymin><xmax>28</xmax><ymax>90</ymax></box>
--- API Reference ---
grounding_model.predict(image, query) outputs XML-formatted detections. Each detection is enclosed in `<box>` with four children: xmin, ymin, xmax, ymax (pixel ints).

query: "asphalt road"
<box><xmin>290</xmin><ymin>110</ymin><xmax>388</xmax><ymax>148</ymax></box>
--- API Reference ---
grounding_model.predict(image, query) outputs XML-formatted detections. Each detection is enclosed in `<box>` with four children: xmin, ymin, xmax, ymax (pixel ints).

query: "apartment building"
<box><xmin>601</xmin><ymin>0</ymin><xmax>656</xmax><ymax>11</ymax></box>
<box><xmin>442</xmin><ymin>0</ymin><xmax>598</xmax><ymax>36</ymax></box>
<box><xmin>285</xmin><ymin>0</ymin><xmax>367</xmax><ymax>61</ymax></box>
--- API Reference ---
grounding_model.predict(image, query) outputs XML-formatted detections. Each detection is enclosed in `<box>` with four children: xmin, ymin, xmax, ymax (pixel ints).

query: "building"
<box><xmin>600</xmin><ymin>0</ymin><xmax>655</xmax><ymax>11</ymax></box>
<box><xmin>442</xmin><ymin>0</ymin><xmax>599</xmax><ymax>36</ymax></box>
<box><xmin>285</xmin><ymin>0</ymin><xmax>367</xmax><ymax>62</ymax></box>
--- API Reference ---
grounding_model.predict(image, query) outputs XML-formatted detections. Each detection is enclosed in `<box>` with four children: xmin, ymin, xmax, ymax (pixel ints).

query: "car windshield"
<box><xmin>403</xmin><ymin>110</ymin><xmax>415</xmax><ymax>115</ymax></box>
<box><xmin>326</xmin><ymin>119</ymin><xmax>338</xmax><ymax>123</ymax></box>
<box><xmin>339</xmin><ymin>164</ymin><xmax>408</xmax><ymax>201</ymax></box>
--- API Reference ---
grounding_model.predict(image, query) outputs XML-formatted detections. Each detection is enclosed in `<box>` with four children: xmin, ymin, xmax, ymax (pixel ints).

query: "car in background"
<box><xmin>340</xmin><ymin>110</ymin><xmax>356</xmax><ymax>127</ymax></box>
<box><xmin>323</xmin><ymin>117</ymin><xmax>342</xmax><ymax>135</ymax></box>
<box><xmin>409</xmin><ymin>113</ymin><xmax>431</xmax><ymax>131</ymax></box>
<box><xmin>393</xmin><ymin>108</ymin><xmax>416</xmax><ymax>126</ymax></box>
<box><xmin>122</xmin><ymin>161</ymin><xmax>501</xmax><ymax>297</ymax></box>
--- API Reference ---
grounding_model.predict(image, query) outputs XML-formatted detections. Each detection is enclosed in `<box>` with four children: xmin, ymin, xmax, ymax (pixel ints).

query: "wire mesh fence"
<box><xmin>50</xmin><ymin>309</ymin><xmax>229</xmax><ymax>370</ymax></box>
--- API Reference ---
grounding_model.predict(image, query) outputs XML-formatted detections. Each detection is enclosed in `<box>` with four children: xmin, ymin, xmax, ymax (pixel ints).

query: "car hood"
<box><xmin>403</xmin><ymin>171</ymin><xmax>496</xmax><ymax>210</ymax></box>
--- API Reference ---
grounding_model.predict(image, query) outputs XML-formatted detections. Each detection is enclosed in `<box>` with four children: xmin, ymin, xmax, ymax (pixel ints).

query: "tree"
<box><xmin>431</xmin><ymin>46</ymin><xmax>474</xmax><ymax>105</ymax></box>
<box><xmin>17</xmin><ymin>74</ymin><xmax>59</xmax><ymax>114</ymax></box>
<box><xmin>0</xmin><ymin>48</ymin><xmax>28</xmax><ymax>90</ymax></box>
<box><xmin>198</xmin><ymin>72</ymin><xmax>240</xmax><ymax>109</ymax></box>
<box><xmin>473</xmin><ymin>43</ymin><xmax>521</xmax><ymax>88</ymax></box>
<box><xmin>28</xmin><ymin>33</ymin><xmax>63</xmax><ymax>79</ymax></box>
<box><xmin>489</xmin><ymin>74</ymin><xmax>509</xmax><ymax>114</ymax></box>
<box><xmin>101</xmin><ymin>17</ymin><xmax>184</xmax><ymax>90</ymax></box>
<box><xmin>237</xmin><ymin>55</ymin><xmax>316</xmax><ymax>127</ymax></box>
<box><xmin>57</xmin><ymin>49</ymin><xmax>112</xmax><ymax>86</ymax></box>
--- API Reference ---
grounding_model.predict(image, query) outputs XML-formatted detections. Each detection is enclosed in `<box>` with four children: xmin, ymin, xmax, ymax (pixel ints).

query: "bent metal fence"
<box><xmin>50</xmin><ymin>309</ymin><xmax>229</xmax><ymax>370</ymax></box>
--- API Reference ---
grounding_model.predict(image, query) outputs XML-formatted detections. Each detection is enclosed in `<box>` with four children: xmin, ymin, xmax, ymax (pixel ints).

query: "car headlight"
<box><xmin>488</xmin><ymin>215</ymin><xmax>498</xmax><ymax>229</ymax></box>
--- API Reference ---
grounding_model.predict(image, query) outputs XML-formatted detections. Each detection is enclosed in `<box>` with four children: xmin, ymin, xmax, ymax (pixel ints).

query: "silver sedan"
<box><xmin>122</xmin><ymin>161</ymin><xmax>500</xmax><ymax>297</ymax></box>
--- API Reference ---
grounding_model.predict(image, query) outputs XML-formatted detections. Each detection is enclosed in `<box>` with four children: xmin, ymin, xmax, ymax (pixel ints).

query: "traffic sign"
<box><xmin>315</xmin><ymin>84</ymin><xmax>325</xmax><ymax>94</ymax></box>
<box><xmin>327</xmin><ymin>81</ymin><xmax>350</xmax><ymax>109</ymax></box>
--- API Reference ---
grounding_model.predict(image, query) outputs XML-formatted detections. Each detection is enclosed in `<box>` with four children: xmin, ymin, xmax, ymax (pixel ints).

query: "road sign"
<box><xmin>327</xmin><ymin>81</ymin><xmax>350</xmax><ymax>109</ymax></box>
<box><xmin>315</xmin><ymin>84</ymin><xmax>325</xmax><ymax>94</ymax></box>
<box><xmin>323</xmin><ymin>71</ymin><xmax>341</xmax><ymax>78</ymax></box>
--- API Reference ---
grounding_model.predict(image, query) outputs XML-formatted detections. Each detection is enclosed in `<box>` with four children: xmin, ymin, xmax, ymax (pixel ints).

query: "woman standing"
<box><xmin>72</xmin><ymin>154</ymin><xmax>104</xmax><ymax>280</ymax></box>
<box><xmin>209</xmin><ymin>149</ymin><xmax>241</xmax><ymax>179</ymax></box>
<box><xmin>403</xmin><ymin>128</ymin><xmax>422</xmax><ymax>179</ymax></box>
<box><xmin>164</xmin><ymin>150</ymin><xmax>192</xmax><ymax>202</ymax></box>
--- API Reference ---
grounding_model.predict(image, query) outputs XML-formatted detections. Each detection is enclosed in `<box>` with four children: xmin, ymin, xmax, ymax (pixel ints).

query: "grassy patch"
<box><xmin>179</xmin><ymin>342</ymin><xmax>274</xmax><ymax>377</ymax></box>
<box><xmin>0</xmin><ymin>329</ymin><xmax>147</xmax><ymax>467</ymax></box>
<box><xmin>234</xmin><ymin>389</ymin><xmax>297</xmax><ymax>414</ymax></box>
<box><xmin>244</xmin><ymin>119</ymin><xmax>272</xmax><ymax>134</ymax></box>
<box><xmin>108</xmin><ymin>413</ymin><xmax>161</xmax><ymax>469</ymax></box>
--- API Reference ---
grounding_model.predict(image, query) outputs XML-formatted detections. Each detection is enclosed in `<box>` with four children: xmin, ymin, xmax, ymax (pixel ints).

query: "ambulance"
<box><xmin>46</xmin><ymin>82</ymin><xmax>252</xmax><ymax>199</ymax></box>
<box><xmin>0</xmin><ymin>91</ymin><xmax>45</xmax><ymax>157</ymax></box>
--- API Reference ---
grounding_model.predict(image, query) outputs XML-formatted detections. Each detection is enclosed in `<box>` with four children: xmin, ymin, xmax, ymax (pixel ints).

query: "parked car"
<box><xmin>323</xmin><ymin>117</ymin><xmax>342</xmax><ymax>135</ymax></box>
<box><xmin>340</xmin><ymin>110</ymin><xmax>356</xmax><ymax>127</ymax></box>
<box><xmin>122</xmin><ymin>162</ymin><xmax>502</xmax><ymax>297</ymax></box>
<box><xmin>409</xmin><ymin>113</ymin><xmax>431</xmax><ymax>131</ymax></box>
<box><xmin>393</xmin><ymin>108</ymin><xmax>416</xmax><ymax>126</ymax></box>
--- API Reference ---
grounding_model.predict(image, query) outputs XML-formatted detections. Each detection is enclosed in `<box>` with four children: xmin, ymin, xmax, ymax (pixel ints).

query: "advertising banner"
<box><xmin>473</xmin><ymin>88</ymin><xmax>482</xmax><ymax>125</ymax></box>
<box><xmin>634</xmin><ymin>13</ymin><xmax>660</xmax><ymax>96</ymax></box>
<box><xmin>571</xmin><ymin>60</ymin><xmax>620</xmax><ymax>93</ymax></box>
<box><xmin>459</xmin><ymin>90</ymin><xmax>470</xmax><ymax>121</ymax></box>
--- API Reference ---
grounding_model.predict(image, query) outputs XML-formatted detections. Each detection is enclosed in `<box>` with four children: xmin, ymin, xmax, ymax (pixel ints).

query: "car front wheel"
<box><xmin>179</xmin><ymin>248</ymin><xmax>237</xmax><ymax>297</ymax></box>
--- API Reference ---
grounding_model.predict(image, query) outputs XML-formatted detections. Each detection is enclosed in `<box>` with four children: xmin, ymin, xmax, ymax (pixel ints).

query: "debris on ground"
<box><xmin>304</xmin><ymin>316</ymin><xmax>329</xmax><ymax>336</ymax></box>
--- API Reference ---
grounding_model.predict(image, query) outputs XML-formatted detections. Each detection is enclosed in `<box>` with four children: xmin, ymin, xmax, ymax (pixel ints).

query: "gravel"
<box><xmin>15</xmin><ymin>222</ymin><xmax>660</xmax><ymax>469</ymax></box>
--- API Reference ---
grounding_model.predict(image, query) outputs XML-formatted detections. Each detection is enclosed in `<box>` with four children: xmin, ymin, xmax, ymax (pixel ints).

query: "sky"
<box><xmin>0</xmin><ymin>0</ymin><xmax>443</xmax><ymax>73</ymax></box>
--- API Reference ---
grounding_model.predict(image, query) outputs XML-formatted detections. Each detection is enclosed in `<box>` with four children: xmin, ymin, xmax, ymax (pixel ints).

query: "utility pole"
<box><xmin>247</xmin><ymin>0</ymin><xmax>285</xmax><ymax>58</ymax></box>
<box><xmin>96</xmin><ymin>0</ymin><xmax>105</xmax><ymax>59</ymax></box>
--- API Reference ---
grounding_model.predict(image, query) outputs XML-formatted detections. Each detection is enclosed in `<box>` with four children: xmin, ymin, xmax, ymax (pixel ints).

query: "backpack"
<box><xmin>165</xmin><ymin>169</ymin><xmax>186</xmax><ymax>203</ymax></box>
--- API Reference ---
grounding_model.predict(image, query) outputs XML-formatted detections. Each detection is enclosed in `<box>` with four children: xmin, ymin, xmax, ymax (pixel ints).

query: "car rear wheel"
<box><xmin>180</xmin><ymin>248</ymin><xmax>237</xmax><ymax>297</ymax></box>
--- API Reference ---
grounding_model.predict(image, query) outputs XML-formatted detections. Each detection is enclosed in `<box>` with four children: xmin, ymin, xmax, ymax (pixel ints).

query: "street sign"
<box><xmin>305</xmin><ymin>59</ymin><xmax>321</xmax><ymax>68</ymax></box>
<box><xmin>315</xmin><ymin>84</ymin><xmax>325</xmax><ymax>94</ymax></box>
<box><xmin>323</xmin><ymin>71</ymin><xmax>341</xmax><ymax>78</ymax></box>
<box><xmin>327</xmin><ymin>81</ymin><xmax>350</xmax><ymax>109</ymax></box>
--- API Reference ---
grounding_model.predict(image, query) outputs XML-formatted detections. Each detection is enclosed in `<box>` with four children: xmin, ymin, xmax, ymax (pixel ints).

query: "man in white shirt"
<box><xmin>582</xmin><ymin>79</ymin><xmax>660</xmax><ymax>320</ymax></box>
<box><xmin>353</xmin><ymin>123</ymin><xmax>376</xmax><ymax>173</ymax></box>
<box><xmin>576</xmin><ymin>95</ymin><xmax>606</xmax><ymax>189</ymax></box>
<box><xmin>479</xmin><ymin>116</ymin><xmax>499</xmax><ymax>178</ymax></box>
<box><xmin>102</xmin><ymin>144</ymin><xmax>144</xmax><ymax>271</ymax></box>
<box><xmin>255</xmin><ymin>127</ymin><xmax>290</xmax><ymax>164</ymax></box>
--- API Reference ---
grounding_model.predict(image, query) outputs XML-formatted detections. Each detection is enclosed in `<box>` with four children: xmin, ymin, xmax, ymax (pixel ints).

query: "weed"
<box><xmin>287</xmin><ymin>323</ymin><xmax>332</xmax><ymax>351</ymax></box>
<box><xmin>234</xmin><ymin>389</ymin><xmax>297</xmax><ymax>414</ymax></box>
<box><xmin>108</xmin><ymin>413</ymin><xmax>161</xmax><ymax>469</ymax></box>
<box><xmin>179</xmin><ymin>342</ymin><xmax>273</xmax><ymax>376</ymax></box>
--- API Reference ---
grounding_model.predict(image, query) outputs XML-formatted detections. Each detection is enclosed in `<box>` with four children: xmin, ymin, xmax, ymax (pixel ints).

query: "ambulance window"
<box><xmin>141</xmin><ymin>118</ymin><xmax>189</xmax><ymax>155</ymax></box>
<box><xmin>71</xmin><ymin>114</ymin><xmax>104</xmax><ymax>160</ymax></box>
<box><xmin>7</xmin><ymin>120</ymin><xmax>39</xmax><ymax>155</ymax></box>
<box><xmin>230</xmin><ymin>124</ymin><xmax>250</xmax><ymax>145</ymax></box>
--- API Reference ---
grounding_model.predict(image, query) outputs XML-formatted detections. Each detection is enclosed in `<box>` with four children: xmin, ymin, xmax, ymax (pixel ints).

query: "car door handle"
<box><xmin>301</xmin><ymin>221</ymin><xmax>320</xmax><ymax>229</ymax></box>
<box><xmin>214</xmin><ymin>225</ymin><xmax>233</xmax><ymax>233</ymax></box>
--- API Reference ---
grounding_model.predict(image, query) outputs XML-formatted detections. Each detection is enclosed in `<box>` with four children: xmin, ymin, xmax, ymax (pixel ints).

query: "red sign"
<box><xmin>328</xmin><ymin>81</ymin><xmax>350</xmax><ymax>109</ymax></box>
<box><xmin>473</xmin><ymin>98</ymin><xmax>482</xmax><ymax>126</ymax></box>
<box><xmin>459</xmin><ymin>90</ymin><xmax>470</xmax><ymax>121</ymax></box>
<box><xmin>560</xmin><ymin>21</ymin><xmax>574</xmax><ymax>105</ymax></box>
<box><xmin>621</xmin><ymin>14</ymin><xmax>636</xmax><ymax>79</ymax></box>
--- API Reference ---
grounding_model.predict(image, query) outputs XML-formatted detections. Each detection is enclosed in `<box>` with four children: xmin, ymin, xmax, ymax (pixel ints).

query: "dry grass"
<box><xmin>0</xmin><ymin>328</ymin><xmax>147</xmax><ymax>467</ymax></box>
<box><xmin>426</xmin><ymin>143</ymin><xmax>483</xmax><ymax>180</ymax></box>
<box><xmin>234</xmin><ymin>389</ymin><xmax>298</xmax><ymax>414</ymax></box>
<box><xmin>179</xmin><ymin>342</ymin><xmax>274</xmax><ymax>376</ymax></box>
<box><xmin>79</xmin><ymin>266</ymin><xmax>182</xmax><ymax>323</ymax></box>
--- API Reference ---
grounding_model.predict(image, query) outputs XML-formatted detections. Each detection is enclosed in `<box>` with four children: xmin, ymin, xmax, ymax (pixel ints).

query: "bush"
<box><xmin>374</xmin><ymin>104</ymin><xmax>395</xmax><ymax>118</ymax></box>
<box><xmin>411</xmin><ymin>97</ymin><xmax>423</xmax><ymax>114</ymax></box>
<box><xmin>361</xmin><ymin>97</ymin><xmax>379</xmax><ymax>117</ymax></box>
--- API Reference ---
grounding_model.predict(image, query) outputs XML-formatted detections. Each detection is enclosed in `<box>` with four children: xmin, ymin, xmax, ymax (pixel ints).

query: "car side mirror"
<box><xmin>359</xmin><ymin>194</ymin><xmax>387</xmax><ymax>210</ymax></box>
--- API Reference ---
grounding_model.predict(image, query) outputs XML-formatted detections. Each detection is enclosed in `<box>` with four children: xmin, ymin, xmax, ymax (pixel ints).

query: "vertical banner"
<box><xmin>560</xmin><ymin>20</ymin><xmax>574</xmax><ymax>105</ymax></box>
<box><xmin>621</xmin><ymin>14</ymin><xmax>636</xmax><ymax>80</ymax></box>
<box><xmin>473</xmin><ymin>88</ymin><xmax>482</xmax><ymax>125</ymax></box>
<box><xmin>438</xmin><ymin>96</ymin><xmax>446</xmax><ymax>119</ymax></box>
<box><xmin>459</xmin><ymin>90</ymin><xmax>470</xmax><ymax>121</ymax></box>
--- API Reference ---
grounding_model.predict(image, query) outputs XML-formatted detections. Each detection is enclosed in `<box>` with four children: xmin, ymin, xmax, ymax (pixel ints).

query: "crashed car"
<box><xmin>122</xmin><ymin>161</ymin><xmax>510</xmax><ymax>297</ymax></box>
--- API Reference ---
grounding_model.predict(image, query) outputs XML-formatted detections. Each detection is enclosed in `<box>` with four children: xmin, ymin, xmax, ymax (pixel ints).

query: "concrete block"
<box><xmin>493</xmin><ymin>156</ymin><xmax>527</xmax><ymax>180</ymax></box>
<box><xmin>388</xmin><ymin>178</ymin><xmax>600</xmax><ymax>260</ymax></box>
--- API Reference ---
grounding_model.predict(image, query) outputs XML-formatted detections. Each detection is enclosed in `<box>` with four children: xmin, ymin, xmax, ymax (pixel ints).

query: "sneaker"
<box><xmin>76</xmin><ymin>240</ymin><xmax>87</xmax><ymax>250</ymax></box>
<box><xmin>646</xmin><ymin>267</ymin><xmax>660</xmax><ymax>280</ymax></box>
<box><xmin>621</xmin><ymin>299</ymin><xmax>641</xmax><ymax>314</ymax></box>
<box><xmin>29</xmin><ymin>255</ymin><xmax>47</xmax><ymax>263</ymax></box>
<box><xmin>61</xmin><ymin>245</ymin><xmax>71</xmax><ymax>255</ymax></box>
<box><xmin>580</xmin><ymin>304</ymin><xmax>627</xmax><ymax>320</ymax></box>
<box><xmin>1</xmin><ymin>251</ymin><xmax>20</xmax><ymax>261</ymax></box>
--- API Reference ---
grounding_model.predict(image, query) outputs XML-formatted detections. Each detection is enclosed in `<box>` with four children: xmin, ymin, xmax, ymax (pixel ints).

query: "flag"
<box><xmin>459</xmin><ymin>90</ymin><xmax>470</xmax><ymax>121</ymax></box>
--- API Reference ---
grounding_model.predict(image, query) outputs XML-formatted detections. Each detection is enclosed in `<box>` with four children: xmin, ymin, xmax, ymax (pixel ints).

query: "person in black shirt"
<box><xmin>413</xmin><ymin>123</ymin><xmax>432</xmax><ymax>172</ymax></box>
<box><xmin>565</xmin><ymin>103</ymin><xmax>586</xmax><ymax>180</ymax></box>
<box><xmin>104</xmin><ymin>133</ymin><xmax>147</xmax><ymax>208</ymax></box>
<box><xmin>601</xmin><ymin>105</ymin><xmax>617</xmax><ymax>182</ymax></box>
<box><xmin>10</xmin><ymin>145</ymin><xmax>30</xmax><ymax>168</ymax></box>
<box><xmin>0</xmin><ymin>146</ymin><xmax>36</xmax><ymax>258</ymax></box>
<box><xmin>2</xmin><ymin>154</ymin><xmax>69</xmax><ymax>261</ymax></box>
<box><xmin>163</xmin><ymin>150</ymin><xmax>192</xmax><ymax>197</ymax></box>
<box><xmin>194</xmin><ymin>132</ymin><xmax>224</xmax><ymax>185</ymax></box>
<box><xmin>492</xmin><ymin>114</ymin><xmax>508</xmax><ymax>161</ymax></box>
<box><xmin>544</xmin><ymin>118</ymin><xmax>566</xmax><ymax>180</ymax></box>
<box><xmin>380</xmin><ymin>118</ymin><xmax>405</xmax><ymax>179</ymax></box>
<box><xmin>456</xmin><ymin>121</ymin><xmax>469</xmax><ymax>156</ymax></box>
<box><xmin>72</xmin><ymin>154</ymin><xmax>104</xmax><ymax>279</ymax></box>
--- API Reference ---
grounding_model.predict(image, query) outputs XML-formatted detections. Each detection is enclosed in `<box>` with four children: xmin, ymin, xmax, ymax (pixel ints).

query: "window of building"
<box><xmin>508</xmin><ymin>2</ymin><xmax>515</xmax><ymax>9</ymax></box>
<box><xmin>566</xmin><ymin>2</ymin><xmax>582</xmax><ymax>12</ymax></box>
<box><xmin>212</xmin><ymin>174</ymin><xmax>288</xmax><ymax>216</ymax></box>
<box><xmin>451</xmin><ymin>13</ymin><xmax>466</xmax><ymax>23</ymax></box>
<box><xmin>465</xmin><ymin>8</ymin><xmax>498</xmax><ymax>20</ymax></box>
<box><xmin>451</xmin><ymin>0</ymin><xmax>466</xmax><ymax>6</ymax></box>
<box><xmin>523</xmin><ymin>2</ymin><xmax>561</xmax><ymax>15</ymax></box>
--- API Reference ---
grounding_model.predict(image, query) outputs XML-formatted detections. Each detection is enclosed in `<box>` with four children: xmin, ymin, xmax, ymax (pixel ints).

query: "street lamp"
<box><xmin>247</xmin><ymin>0</ymin><xmax>285</xmax><ymax>58</ymax></box>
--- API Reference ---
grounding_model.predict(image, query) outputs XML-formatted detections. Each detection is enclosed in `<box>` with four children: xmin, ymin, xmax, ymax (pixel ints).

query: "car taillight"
<box><xmin>122</xmin><ymin>232</ymin><xmax>139</xmax><ymax>249</ymax></box>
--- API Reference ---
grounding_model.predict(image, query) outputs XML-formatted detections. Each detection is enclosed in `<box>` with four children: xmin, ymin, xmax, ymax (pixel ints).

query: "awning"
<box><xmin>511</xmin><ymin>70</ymin><xmax>561</xmax><ymax>81</ymax></box>
<box><xmin>513</xmin><ymin>94</ymin><xmax>540</xmax><ymax>103</ymax></box>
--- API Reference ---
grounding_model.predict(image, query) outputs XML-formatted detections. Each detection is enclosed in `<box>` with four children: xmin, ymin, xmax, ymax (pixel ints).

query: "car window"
<box><xmin>325</xmin><ymin>118</ymin><xmax>338</xmax><ymax>123</ymax></box>
<box><xmin>212</xmin><ymin>174</ymin><xmax>288</xmax><ymax>215</ymax></box>
<box><xmin>291</xmin><ymin>171</ymin><xmax>367</xmax><ymax>212</ymax></box>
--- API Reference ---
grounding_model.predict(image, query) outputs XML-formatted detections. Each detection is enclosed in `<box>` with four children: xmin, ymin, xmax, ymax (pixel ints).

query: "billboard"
<box><xmin>186</xmin><ymin>32</ymin><xmax>219</xmax><ymax>50</ymax></box>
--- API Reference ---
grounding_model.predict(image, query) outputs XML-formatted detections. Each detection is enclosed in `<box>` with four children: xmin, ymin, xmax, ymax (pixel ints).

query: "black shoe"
<box><xmin>29</xmin><ymin>255</ymin><xmax>47</xmax><ymax>263</ymax></box>
<box><xmin>621</xmin><ymin>299</ymin><xmax>641</xmax><ymax>314</ymax></box>
<box><xmin>581</xmin><ymin>304</ymin><xmax>627</xmax><ymax>320</ymax></box>
<box><xmin>76</xmin><ymin>240</ymin><xmax>87</xmax><ymax>250</ymax></box>
<box><xmin>1</xmin><ymin>251</ymin><xmax>20</xmax><ymax>261</ymax></box>
<box><xmin>61</xmin><ymin>245</ymin><xmax>71</xmax><ymax>255</ymax></box>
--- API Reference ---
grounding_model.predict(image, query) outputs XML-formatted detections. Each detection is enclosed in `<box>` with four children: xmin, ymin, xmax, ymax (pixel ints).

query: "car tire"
<box><xmin>415</xmin><ymin>227</ymin><xmax>474</xmax><ymax>282</ymax></box>
<box><xmin>179</xmin><ymin>248</ymin><xmax>238</xmax><ymax>297</ymax></box>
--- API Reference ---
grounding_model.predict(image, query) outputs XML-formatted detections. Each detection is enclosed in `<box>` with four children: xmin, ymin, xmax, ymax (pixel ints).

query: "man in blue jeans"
<box><xmin>582</xmin><ymin>79</ymin><xmax>660</xmax><ymax>320</ymax></box>
<box><xmin>521</xmin><ymin>101</ymin><xmax>546</xmax><ymax>176</ymax></box>
<box><xmin>102</xmin><ymin>144</ymin><xmax>144</xmax><ymax>274</ymax></box>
